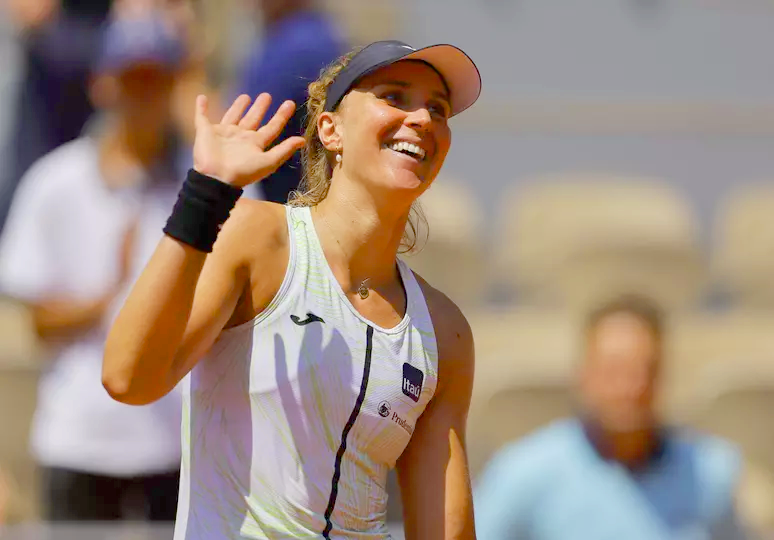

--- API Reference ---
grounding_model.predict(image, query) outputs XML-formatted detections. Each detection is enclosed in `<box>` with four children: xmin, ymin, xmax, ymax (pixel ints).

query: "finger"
<box><xmin>194</xmin><ymin>94</ymin><xmax>209</xmax><ymax>131</ymax></box>
<box><xmin>238</xmin><ymin>93</ymin><xmax>272</xmax><ymax>131</ymax></box>
<box><xmin>254</xmin><ymin>100</ymin><xmax>297</xmax><ymax>148</ymax></box>
<box><xmin>220</xmin><ymin>94</ymin><xmax>251</xmax><ymax>126</ymax></box>
<box><xmin>261</xmin><ymin>136</ymin><xmax>305</xmax><ymax>171</ymax></box>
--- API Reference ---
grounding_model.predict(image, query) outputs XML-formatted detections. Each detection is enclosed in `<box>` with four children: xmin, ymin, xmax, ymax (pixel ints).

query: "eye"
<box><xmin>428</xmin><ymin>100</ymin><xmax>450</xmax><ymax>119</ymax></box>
<box><xmin>381</xmin><ymin>90</ymin><xmax>405</xmax><ymax>107</ymax></box>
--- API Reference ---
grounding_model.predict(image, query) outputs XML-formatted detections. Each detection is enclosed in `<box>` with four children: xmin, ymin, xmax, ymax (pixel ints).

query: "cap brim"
<box><xmin>403</xmin><ymin>44</ymin><xmax>481</xmax><ymax>117</ymax></box>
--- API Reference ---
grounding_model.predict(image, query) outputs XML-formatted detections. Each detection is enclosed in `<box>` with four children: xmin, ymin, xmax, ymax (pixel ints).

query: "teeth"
<box><xmin>387</xmin><ymin>141</ymin><xmax>426</xmax><ymax>160</ymax></box>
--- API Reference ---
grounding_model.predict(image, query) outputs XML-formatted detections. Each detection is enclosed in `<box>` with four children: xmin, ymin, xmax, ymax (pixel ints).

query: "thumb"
<box><xmin>194</xmin><ymin>94</ymin><xmax>210</xmax><ymax>132</ymax></box>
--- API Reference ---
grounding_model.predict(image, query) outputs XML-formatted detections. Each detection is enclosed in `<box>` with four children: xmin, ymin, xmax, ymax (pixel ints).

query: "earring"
<box><xmin>335</xmin><ymin>154</ymin><xmax>342</xmax><ymax>164</ymax></box>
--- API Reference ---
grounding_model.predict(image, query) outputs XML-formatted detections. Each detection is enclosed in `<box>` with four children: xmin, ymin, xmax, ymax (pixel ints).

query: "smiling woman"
<box><xmin>102</xmin><ymin>40</ymin><xmax>481</xmax><ymax>540</ymax></box>
<box><xmin>291</xmin><ymin>43</ymin><xmax>473</xmax><ymax>252</ymax></box>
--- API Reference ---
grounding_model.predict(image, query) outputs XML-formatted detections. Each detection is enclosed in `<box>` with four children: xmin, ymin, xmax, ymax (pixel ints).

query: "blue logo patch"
<box><xmin>402</xmin><ymin>363</ymin><xmax>424</xmax><ymax>403</ymax></box>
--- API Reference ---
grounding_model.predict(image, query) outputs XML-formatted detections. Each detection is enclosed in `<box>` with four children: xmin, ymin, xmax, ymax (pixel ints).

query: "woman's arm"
<box><xmin>102</xmin><ymin>212</ymin><xmax>245</xmax><ymax>405</ymax></box>
<box><xmin>102</xmin><ymin>93</ymin><xmax>304</xmax><ymax>405</ymax></box>
<box><xmin>397</xmin><ymin>284</ymin><xmax>477</xmax><ymax>540</ymax></box>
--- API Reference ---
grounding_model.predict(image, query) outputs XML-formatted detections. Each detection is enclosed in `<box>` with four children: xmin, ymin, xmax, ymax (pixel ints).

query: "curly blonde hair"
<box><xmin>288</xmin><ymin>49</ymin><xmax>427</xmax><ymax>253</ymax></box>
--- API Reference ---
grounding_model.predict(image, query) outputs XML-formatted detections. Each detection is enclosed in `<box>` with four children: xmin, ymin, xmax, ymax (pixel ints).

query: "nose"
<box><xmin>405</xmin><ymin>107</ymin><xmax>432</xmax><ymax>131</ymax></box>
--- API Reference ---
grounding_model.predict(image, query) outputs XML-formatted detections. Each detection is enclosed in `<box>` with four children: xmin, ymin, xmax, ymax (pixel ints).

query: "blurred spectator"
<box><xmin>0</xmin><ymin>14</ymin><xmax>186</xmax><ymax>522</ymax></box>
<box><xmin>0</xmin><ymin>0</ymin><xmax>113</xmax><ymax>231</ymax></box>
<box><xmin>474</xmin><ymin>296</ymin><xmax>749</xmax><ymax>539</ymax></box>
<box><xmin>235</xmin><ymin>0</ymin><xmax>347</xmax><ymax>203</ymax></box>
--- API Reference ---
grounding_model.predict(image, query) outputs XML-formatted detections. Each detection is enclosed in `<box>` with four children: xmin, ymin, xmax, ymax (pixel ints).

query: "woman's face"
<box><xmin>334</xmin><ymin>60</ymin><xmax>453</xmax><ymax>197</ymax></box>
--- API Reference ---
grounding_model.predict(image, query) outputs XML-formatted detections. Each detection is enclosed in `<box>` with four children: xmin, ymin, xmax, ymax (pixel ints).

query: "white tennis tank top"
<box><xmin>174</xmin><ymin>205</ymin><xmax>439</xmax><ymax>539</ymax></box>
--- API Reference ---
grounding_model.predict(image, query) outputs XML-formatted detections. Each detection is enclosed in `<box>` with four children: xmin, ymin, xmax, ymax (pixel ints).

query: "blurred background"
<box><xmin>2</xmin><ymin>0</ymin><xmax>774</xmax><ymax>538</ymax></box>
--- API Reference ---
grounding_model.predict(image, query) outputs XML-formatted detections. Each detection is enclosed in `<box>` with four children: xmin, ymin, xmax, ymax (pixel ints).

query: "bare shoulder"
<box><xmin>216</xmin><ymin>200</ymin><xmax>291</xmax><ymax>324</ymax></box>
<box><xmin>413</xmin><ymin>272</ymin><xmax>475</xmax><ymax>391</ymax></box>
<box><xmin>216</xmin><ymin>199</ymin><xmax>290</xmax><ymax>263</ymax></box>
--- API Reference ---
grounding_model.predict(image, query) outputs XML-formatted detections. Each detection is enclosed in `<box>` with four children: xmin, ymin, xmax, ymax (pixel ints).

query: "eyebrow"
<box><xmin>379</xmin><ymin>80</ymin><xmax>451</xmax><ymax>107</ymax></box>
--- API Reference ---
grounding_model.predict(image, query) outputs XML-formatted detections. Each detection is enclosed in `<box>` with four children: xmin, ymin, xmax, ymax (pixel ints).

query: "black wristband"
<box><xmin>163</xmin><ymin>169</ymin><xmax>243</xmax><ymax>253</ymax></box>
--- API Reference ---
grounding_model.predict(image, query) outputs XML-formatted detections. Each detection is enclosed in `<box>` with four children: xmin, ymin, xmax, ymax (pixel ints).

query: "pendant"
<box><xmin>357</xmin><ymin>279</ymin><xmax>370</xmax><ymax>300</ymax></box>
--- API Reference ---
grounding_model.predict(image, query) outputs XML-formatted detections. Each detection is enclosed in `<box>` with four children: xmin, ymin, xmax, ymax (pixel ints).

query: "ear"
<box><xmin>317</xmin><ymin>111</ymin><xmax>342</xmax><ymax>153</ymax></box>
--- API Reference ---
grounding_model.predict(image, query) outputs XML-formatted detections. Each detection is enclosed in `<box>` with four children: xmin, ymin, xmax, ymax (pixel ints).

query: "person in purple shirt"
<box><xmin>236</xmin><ymin>0</ymin><xmax>347</xmax><ymax>203</ymax></box>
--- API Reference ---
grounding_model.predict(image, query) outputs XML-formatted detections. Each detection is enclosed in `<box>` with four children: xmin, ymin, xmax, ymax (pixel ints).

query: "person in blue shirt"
<box><xmin>474</xmin><ymin>295</ymin><xmax>749</xmax><ymax>540</ymax></box>
<box><xmin>236</xmin><ymin>0</ymin><xmax>347</xmax><ymax>203</ymax></box>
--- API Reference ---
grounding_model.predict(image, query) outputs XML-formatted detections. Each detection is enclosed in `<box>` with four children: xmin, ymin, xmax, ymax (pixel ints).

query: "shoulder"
<box><xmin>668</xmin><ymin>430</ymin><xmax>743</xmax><ymax>516</ymax></box>
<box><xmin>670</xmin><ymin>429</ymin><xmax>743</xmax><ymax>487</ymax></box>
<box><xmin>218</xmin><ymin>199</ymin><xmax>289</xmax><ymax>263</ymax></box>
<box><xmin>414</xmin><ymin>273</ymin><xmax>474</xmax><ymax>379</ymax></box>
<box><xmin>3</xmin><ymin>138</ymin><xmax>96</xmax><ymax>236</ymax></box>
<box><xmin>498</xmin><ymin>420</ymin><xmax>582</xmax><ymax>469</ymax></box>
<box><xmin>413</xmin><ymin>274</ymin><xmax>475</xmax><ymax>411</ymax></box>
<box><xmin>28</xmin><ymin>138</ymin><xmax>95</xmax><ymax>178</ymax></box>
<box><xmin>12</xmin><ymin>138</ymin><xmax>96</xmax><ymax>206</ymax></box>
<box><xmin>215</xmin><ymin>200</ymin><xmax>292</xmax><ymax>323</ymax></box>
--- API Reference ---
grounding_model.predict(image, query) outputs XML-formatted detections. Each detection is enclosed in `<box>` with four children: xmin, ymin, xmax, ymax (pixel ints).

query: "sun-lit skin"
<box><xmin>319</xmin><ymin>61</ymin><xmax>453</xmax><ymax>203</ymax></box>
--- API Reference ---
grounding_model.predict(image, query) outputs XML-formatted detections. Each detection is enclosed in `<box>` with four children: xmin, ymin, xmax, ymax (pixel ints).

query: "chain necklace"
<box><xmin>314</xmin><ymin>207</ymin><xmax>371</xmax><ymax>300</ymax></box>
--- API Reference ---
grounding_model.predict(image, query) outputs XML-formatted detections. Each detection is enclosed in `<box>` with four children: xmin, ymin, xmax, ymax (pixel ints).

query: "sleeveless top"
<box><xmin>174</xmin><ymin>205</ymin><xmax>439</xmax><ymax>539</ymax></box>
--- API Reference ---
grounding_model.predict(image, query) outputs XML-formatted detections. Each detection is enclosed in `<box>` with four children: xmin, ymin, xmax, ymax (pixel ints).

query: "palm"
<box><xmin>192</xmin><ymin>93</ymin><xmax>305</xmax><ymax>187</ymax></box>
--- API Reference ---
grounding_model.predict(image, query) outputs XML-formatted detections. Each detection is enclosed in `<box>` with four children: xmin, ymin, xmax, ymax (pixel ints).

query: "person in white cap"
<box><xmin>103</xmin><ymin>40</ymin><xmax>482</xmax><ymax>539</ymax></box>
<box><xmin>0</xmin><ymin>13</ymin><xmax>186</xmax><ymax>522</ymax></box>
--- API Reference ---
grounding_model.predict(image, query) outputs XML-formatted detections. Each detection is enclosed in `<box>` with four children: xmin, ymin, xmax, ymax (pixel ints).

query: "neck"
<box><xmin>98</xmin><ymin>118</ymin><xmax>165</xmax><ymax>189</ymax></box>
<box><xmin>312</xmin><ymin>173</ymin><xmax>412</xmax><ymax>290</ymax></box>
<box><xmin>591</xmin><ymin>424</ymin><xmax>660</xmax><ymax>467</ymax></box>
<box><xmin>612</xmin><ymin>429</ymin><xmax>657</xmax><ymax>465</ymax></box>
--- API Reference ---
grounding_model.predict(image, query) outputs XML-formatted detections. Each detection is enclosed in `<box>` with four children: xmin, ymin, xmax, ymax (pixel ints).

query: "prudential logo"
<box><xmin>402</xmin><ymin>363</ymin><xmax>424</xmax><ymax>403</ymax></box>
<box><xmin>378</xmin><ymin>401</ymin><xmax>391</xmax><ymax>418</ymax></box>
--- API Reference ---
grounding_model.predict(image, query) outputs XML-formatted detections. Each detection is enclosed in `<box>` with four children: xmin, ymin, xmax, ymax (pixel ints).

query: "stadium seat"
<box><xmin>0</xmin><ymin>365</ymin><xmax>41</xmax><ymax>522</ymax></box>
<box><xmin>738</xmin><ymin>459</ymin><xmax>774</xmax><ymax>533</ymax></box>
<box><xmin>689</xmin><ymin>358</ymin><xmax>774</xmax><ymax>473</ymax></box>
<box><xmin>713</xmin><ymin>185</ymin><xmax>774</xmax><ymax>307</ymax></box>
<box><xmin>687</xmin><ymin>358</ymin><xmax>774</xmax><ymax>533</ymax></box>
<box><xmin>468</xmin><ymin>370</ymin><xmax>574</xmax><ymax>479</ymax></box>
<box><xmin>664</xmin><ymin>311</ymin><xmax>774</xmax><ymax>420</ymax></box>
<box><xmin>0</xmin><ymin>297</ymin><xmax>41</xmax><ymax>522</ymax></box>
<box><xmin>466</xmin><ymin>308</ymin><xmax>578</xmax><ymax>476</ymax></box>
<box><xmin>0</xmin><ymin>297</ymin><xmax>38</xmax><ymax>367</ymax></box>
<box><xmin>468</xmin><ymin>307</ymin><xmax>577</xmax><ymax>368</ymax></box>
<box><xmin>494</xmin><ymin>173</ymin><xmax>705</xmax><ymax>311</ymax></box>
<box><xmin>323</xmin><ymin>0</ymin><xmax>403</xmax><ymax>44</ymax></box>
<box><xmin>402</xmin><ymin>179</ymin><xmax>486</xmax><ymax>308</ymax></box>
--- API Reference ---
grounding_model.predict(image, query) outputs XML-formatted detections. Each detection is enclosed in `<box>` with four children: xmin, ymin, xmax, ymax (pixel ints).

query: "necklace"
<box><xmin>315</xmin><ymin>207</ymin><xmax>371</xmax><ymax>300</ymax></box>
<box><xmin>357</xmin><ymin>278</ymin><xmax>370</xmax><ymax>300</ymax></box>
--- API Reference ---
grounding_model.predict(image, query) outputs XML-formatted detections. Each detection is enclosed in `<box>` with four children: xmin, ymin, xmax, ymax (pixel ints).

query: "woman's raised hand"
<box><xmin>192</xmin><ymin>93</ymin><xmax>305</xmax><ymax>187</ymax></box>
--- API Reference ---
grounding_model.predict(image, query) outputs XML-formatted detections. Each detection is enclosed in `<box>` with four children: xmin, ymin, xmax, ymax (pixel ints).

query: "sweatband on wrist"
<box><xmin>163</xmin><ymin>169</ymin><xmax>243</xmax><ymax>253</ymax></box>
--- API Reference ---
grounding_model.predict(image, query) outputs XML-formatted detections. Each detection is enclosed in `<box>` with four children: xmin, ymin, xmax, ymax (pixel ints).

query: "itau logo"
<box><xmin>402</xmin><ymin>363</ymin><xmax>424</xmax><ymax>403</ymax></box>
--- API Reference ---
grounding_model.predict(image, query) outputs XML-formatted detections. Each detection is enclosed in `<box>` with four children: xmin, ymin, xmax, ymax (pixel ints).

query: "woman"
<box><xmin>103</xmin><ymin>40</ymin><xmax>482</xmax><ymax>539</ymax></box>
